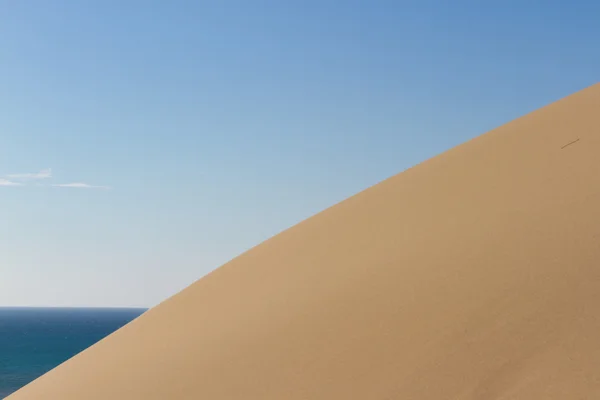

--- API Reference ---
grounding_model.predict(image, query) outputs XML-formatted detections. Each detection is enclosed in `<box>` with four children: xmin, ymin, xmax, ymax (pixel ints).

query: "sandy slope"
<box><xmin>9</xmin><ymin>83</ymin><xmax>600</xmax><ymax>399</ymax></box>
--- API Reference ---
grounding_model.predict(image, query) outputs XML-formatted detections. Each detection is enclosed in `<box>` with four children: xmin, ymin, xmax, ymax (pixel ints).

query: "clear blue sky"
<box><xmin>1</xmin><ymin>1</ymin><xmax>598</xmax><ymax>307</ymax></box>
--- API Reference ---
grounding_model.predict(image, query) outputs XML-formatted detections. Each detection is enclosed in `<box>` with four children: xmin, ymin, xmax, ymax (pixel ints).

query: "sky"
<box><xmin>1</xmin><ymin>1</ymin><xmax>598</xmax><ymax>308</ymax></box>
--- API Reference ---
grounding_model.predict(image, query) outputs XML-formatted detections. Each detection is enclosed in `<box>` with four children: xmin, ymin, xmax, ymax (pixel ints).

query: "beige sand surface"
<box><xmin>9</xmin><ymin>83</ymin><xmax>600</xmax><ymax>399</ymax></box>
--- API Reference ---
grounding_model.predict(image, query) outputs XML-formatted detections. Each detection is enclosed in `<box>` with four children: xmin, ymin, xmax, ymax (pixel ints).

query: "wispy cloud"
<box><xmin>0</xmin><ymin>179</ymin><xmax>22</xmax><ymax>187</ymax></box>
<box><xmin>7</xmin><ymin>168</ymin><xmax>52</xmax><ymax>181</ymax></box>
<box><xmin>51</xmin><ymin>183</ymin><xmax>111</xmax><ymax>190</ymax></box>
<box><xmin>2</xmin><ymin>168</ymin><xmax>110</xmax><ymax>190</ymax></box>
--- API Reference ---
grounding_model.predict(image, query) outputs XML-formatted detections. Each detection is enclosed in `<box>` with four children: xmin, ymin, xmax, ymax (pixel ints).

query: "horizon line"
<box><xmin>0</xmin><ymin>306</ymin><xmax>149</xmax><ymax>310</ymax></box>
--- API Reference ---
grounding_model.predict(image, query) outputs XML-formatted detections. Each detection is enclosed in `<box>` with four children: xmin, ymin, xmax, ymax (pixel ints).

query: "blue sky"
<box><xmin>1</xmin><ymin>1</ymin><xmax>598</xmax><ymax>307</ymax></box>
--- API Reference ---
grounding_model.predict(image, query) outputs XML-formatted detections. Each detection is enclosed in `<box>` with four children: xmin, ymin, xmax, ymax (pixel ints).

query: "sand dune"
<box><xmin>9</xmin><ymin>83</ymin><xmax>600</xmax><ymax>399</ymax></box>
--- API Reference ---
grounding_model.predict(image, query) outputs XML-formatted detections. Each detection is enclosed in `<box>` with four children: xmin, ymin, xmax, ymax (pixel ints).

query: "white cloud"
<box><xmin>51</xmin><ymin>182</ymin><xmax>111</xmax><ymax>190</ymax></box>
<box><xmin>7</xmin><ymin>168</ymin><xmax>52</xmax><ymax>180</ymax></box>
<box><xmin>2</xmin><ymin>168</ymin><xmax>110</xmax><ymax>190</ymax></box>
<box><xmin>0</xmin><ymin>179</ymin><xmax>22</xmax><ymax>186</ymax></box>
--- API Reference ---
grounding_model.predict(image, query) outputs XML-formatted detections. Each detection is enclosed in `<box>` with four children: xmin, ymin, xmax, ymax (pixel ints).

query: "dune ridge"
<box><xmin>9</xmin><ymin>83</ymin><xmax>600</xmax><ymax>399</ymax></box>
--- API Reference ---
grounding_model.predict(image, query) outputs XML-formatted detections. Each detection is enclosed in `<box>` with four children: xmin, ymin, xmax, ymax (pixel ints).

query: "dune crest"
<box><xmin>9</xmin><ymin>83</ymin><xmax>600</xmax><ymax>399</ymax></box>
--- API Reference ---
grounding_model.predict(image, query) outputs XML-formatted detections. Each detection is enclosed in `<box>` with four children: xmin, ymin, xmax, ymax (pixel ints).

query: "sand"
<box><xmin>8</xmin><ymin>83</ymin><xmax>600</xmax><ymax>399</ymax></box>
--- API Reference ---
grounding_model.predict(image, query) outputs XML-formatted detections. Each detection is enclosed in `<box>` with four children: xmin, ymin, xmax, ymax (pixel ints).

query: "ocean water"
<box><xmin>0</xmin><ymin>308</ymin><xmax>145</xmax><ymax>399</ymax></box>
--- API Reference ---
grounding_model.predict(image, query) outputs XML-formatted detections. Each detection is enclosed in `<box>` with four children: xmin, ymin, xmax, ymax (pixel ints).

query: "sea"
<box><xmin>0</xmin><ymin>307</ymin><xmax>145</xmax><ymax>399</ymax></box>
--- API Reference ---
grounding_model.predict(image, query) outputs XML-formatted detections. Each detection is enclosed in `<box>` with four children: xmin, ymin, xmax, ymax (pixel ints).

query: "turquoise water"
<box><xmin>0</xmin><ymin>308</ymin><xmax>144</xmax><ymax>399</ymax></box>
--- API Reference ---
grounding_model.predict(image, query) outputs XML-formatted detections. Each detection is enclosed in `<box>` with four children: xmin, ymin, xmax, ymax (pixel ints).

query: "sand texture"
<box><xmin>8</xmin><ymin>83</ymin><xmax>600</xmax><ymax>399</ymax></box>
